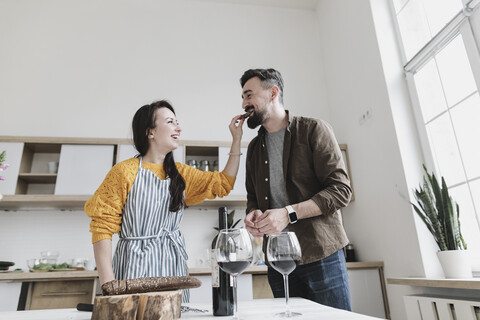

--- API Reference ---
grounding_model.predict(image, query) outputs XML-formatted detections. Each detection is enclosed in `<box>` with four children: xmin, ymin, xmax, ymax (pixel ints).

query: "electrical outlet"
<box><xmin>358</xmin><ymin>108</ymin><xmax>372</xmax><ymax>125</ymax></box>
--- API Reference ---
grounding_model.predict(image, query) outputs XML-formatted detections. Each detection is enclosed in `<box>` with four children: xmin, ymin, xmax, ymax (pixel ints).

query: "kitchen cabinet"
<box><xmin>0</xmin><ymin>136</ymin><xmax>352</xmax><ymax>209</ymax></box>
<box><xmin>0</xmin><ymin>142</ymin><xmax>23</xmax><ymax>195</ymax></box>
<box><xmin>0</xmin><ymin>271</ymin><xmax>98</xmax><ymax>311</ymax></box>
<box><xmin>54</xmin><ymin>145</ymin><xmax>115</xmax><ymax>195</ymax></box>
<box><xmin>0</xmin><ymin>136</ymin><xmax>249</xmax><ymax>210</ymax></box>
<box><xmin>25</xmin><ymin>280</ymin><xmax>96</xmax><ymax>310</ymax></box>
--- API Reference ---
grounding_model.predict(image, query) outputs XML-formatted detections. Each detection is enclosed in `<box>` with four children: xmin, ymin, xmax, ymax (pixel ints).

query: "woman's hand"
<box><xmin>229</xmin><ymin>115</ymin><xmax>244</xmax><ymax>142</ymax></box>
<box><xmin>222</xmin><ymin>115</ymin><xmax>245</xmax><ymax>178</ymax></box>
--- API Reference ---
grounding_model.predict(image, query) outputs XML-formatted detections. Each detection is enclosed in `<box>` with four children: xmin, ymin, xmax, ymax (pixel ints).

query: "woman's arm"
<box><xmin>93</xmin><ymin>239</ymin><xmax>115</xmax><ymax>286</ymax></box>
<box><xmin>222</xmin><ymin>115</ymin><xmax>244</xmax><ymax>177</ymax></box>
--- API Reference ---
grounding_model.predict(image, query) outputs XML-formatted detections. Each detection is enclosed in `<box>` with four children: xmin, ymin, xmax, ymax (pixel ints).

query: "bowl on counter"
<box><xmin>27</xmin><ymin>258</ymin><xmax>58</xmax><ymax>272</ymax></box>
<box><xmin>0</xmin><ymin>261</ymin><xmax>15</xmax><ymax>271</ymax></box>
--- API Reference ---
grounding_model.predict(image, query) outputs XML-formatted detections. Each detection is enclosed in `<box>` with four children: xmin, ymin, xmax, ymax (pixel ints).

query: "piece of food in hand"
<box><xmin>240</xmin><ymin>107</ymin><xmax>254</xmax><ymax>119</ymax></box>
<box><xmin>101</xmin><ymin>276</ymin><xmax>202</xmax><ymax>296</ymax></box>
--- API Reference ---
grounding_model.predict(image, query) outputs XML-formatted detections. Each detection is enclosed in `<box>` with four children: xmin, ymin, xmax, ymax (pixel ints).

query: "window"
<box><xmin>392</xmin><ymin>0</ymin><xmax>480</xmax><ymax>270</ymax></box>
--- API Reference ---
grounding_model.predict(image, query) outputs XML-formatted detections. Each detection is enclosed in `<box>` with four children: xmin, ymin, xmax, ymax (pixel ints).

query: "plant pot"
<box><xmin>436</xmin><ymin>250</ymin><xmax>472</xmax><ymax>278</ymax></box>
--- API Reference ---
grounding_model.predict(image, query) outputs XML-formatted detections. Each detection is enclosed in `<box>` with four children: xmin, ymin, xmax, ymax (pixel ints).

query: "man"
<box><xmin>241</xmin><ymin>68</ymin><xmax>352</xmax><ymax>310</ymax></box>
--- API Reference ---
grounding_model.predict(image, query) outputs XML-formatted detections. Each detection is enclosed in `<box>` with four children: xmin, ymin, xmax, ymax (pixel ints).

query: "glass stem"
<box><xmin>283</xmin><ymin>274</ymin><xmax>291</xmax><ymax>317</ymax></box>
<box><xmin>233</xmin><ymin>275</ymin><xmax>238</xmax><ymax>319</ymax></box>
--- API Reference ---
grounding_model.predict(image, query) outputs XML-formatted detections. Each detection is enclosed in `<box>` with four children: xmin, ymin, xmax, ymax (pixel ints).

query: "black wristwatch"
<box><xmin>286</xmin><ymin>205</ymin><xmax>298</xmax><ymax>224</ymax></box>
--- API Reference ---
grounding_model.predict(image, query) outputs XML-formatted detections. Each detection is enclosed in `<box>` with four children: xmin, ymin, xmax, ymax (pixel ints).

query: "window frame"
<box><xmin>394</xmin><ymin>1</ymin><xmax>480</xmax><ymax>271</ymax></box>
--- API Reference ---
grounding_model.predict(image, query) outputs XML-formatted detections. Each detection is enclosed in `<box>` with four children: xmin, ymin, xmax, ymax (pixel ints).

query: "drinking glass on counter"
<box><xmin>214</xmin><ymin>228</ymin><xmax>253</xmax><ymax>320</ymax></box>
<box><xmin>267</xmin><ymin>231</ymin><xmax>302</xmax><ymax>318</ymax></box>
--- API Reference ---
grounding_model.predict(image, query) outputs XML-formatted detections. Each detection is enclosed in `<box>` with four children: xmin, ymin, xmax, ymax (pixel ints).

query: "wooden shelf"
<box><xmin>0</xmin><ymin>270</ymin><xmax>98</xmax><ymax>282</ymax></box>
<box><xmin>387</xmin><ymin>277</ymin><xmax>480</xmax><ymax>290</ymax></box>
<box><xmin>190</xmin><ymin>195</ymin><xmax>247</xmax><ymax>209</ymax></box>
<box><xmin>0</xmin><ymin>136</ymin><xmax>252</xmax><ymax>210</ymax></box>
<box><xmin>0</xmin><ymin>262</ymin><xmax>386</xmax><ymax>280</ymax></box>
<box><xmin>18</xmin><ymin>173</ymin><xmax>57</xmax><ymax>184</ymax></box>
<box><xmin>0</xmin><ymin>195</ymin><xmax>90</xmax><ymax>210</ymax></box>
<box><xmin>0</xmin><ymin>194</ymin><xmax>246</xmax><ymax>210</ymax></box>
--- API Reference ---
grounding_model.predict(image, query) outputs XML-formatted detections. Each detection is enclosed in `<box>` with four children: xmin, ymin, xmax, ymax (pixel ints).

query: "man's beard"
<box><xmin>247</xmin><ymin>111</ymin><xmax>264</xmax><ymax>129</ymax></box>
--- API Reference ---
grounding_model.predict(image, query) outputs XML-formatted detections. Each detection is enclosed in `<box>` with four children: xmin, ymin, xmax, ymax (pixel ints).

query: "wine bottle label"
<box><xmin>211</xmin><ymin>248</ymin><xmax>220</xmax><ymax>287</ymax></box>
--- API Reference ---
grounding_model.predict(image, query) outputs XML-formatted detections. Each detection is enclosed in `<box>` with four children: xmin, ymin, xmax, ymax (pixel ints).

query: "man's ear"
<box><xmin>271</xmin><ymin>86</ymin><xmax>279</xmax><ymax>101</ymax></box>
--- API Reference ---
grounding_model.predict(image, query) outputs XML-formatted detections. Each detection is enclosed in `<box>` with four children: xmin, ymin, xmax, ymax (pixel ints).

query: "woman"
<box><xmin>85</xmin><ymin>100</ymin><xmax>244</xmax><ymax>301</ymax></box>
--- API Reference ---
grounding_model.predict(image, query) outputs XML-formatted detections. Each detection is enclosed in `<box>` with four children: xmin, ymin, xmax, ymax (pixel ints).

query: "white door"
<box><xmin>54</xmin><ymin>145</ymin><xmax>114</xmax><ymax>195</ymax></box>
<box><xmin>0</xmin><ymin>142</ymin><xmax>23</xmax><ymax>195</ymax></box>
<box><xmin>117</xmin><ymin>144</ymin><xmax>138</xmax><ymax>163</ymax></box>
<box><xmin>348</xmin><ymin>269</ymin><xmax>385</xmax><ymax>318</ymax></box>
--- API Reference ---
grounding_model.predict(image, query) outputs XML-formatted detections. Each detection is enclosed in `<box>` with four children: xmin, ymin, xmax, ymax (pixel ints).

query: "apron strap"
<box><xmin>120</xmin><ymin>229</ymin><xmax>188</xmax><ymax>261</ymax></box>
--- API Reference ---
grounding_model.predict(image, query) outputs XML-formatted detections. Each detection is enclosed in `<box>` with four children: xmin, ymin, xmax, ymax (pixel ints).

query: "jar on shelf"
<box><xmin>187</xmin><ymin>160</ymin><xmax>198</xmax><ymax>169</ymax></box>
<box><xmin>200</xmin><ymin>160</ymin><xmax>210</xmax><ymax>171</ymax></box>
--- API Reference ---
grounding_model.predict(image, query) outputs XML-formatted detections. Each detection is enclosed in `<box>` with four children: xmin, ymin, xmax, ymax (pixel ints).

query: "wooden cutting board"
<box><xmin>92</xmin><ymin>290</ymin><xmax>182</xmax><ymax>320</ymax></box>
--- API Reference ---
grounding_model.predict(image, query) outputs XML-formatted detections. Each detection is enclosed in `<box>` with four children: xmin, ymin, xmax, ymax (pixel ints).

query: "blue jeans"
<box><xmin>267</xmin><ymin>249</ymin><xmax>351</xmax><ymax>311</ymax></box>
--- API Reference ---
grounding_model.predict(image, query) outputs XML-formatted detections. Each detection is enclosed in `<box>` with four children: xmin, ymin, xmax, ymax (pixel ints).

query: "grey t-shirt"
<box><xmin>265</xmin><ymin>128</ymin><xmax>287</xmax><ymax>209</ymax></box>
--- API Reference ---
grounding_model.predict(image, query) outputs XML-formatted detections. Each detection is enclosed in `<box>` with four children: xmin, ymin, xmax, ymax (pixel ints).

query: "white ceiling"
<box><xmin>189</xmin><ymin>0</ymin><xmax>319</xmax><ymax>10</ymax></box>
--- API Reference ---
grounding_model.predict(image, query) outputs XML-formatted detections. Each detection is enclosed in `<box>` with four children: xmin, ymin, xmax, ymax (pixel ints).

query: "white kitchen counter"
<box><xmin>0</xmin><ymin>298</ymin><xmax>384</xmax><ymax>320</ymax></box>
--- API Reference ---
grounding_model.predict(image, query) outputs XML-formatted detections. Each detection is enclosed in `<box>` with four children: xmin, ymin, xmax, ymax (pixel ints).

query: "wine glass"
<box><xmin>266</xmin><ymin>231</ymin><xmax>302</xmax><ymax>318</ymax></box>
<box><xmin>215</xmin><ymin>228</ymin><xmax>253</xmax><ymax>320</ymax></box>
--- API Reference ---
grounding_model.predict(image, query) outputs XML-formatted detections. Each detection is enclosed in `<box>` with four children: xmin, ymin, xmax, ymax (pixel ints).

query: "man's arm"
<box><xmin>253</xmin><ymin>119</ymin><xmax>351</xmax><ymax>235</ymax></box>
<box><xmin>252</xmin><ymin>199</ymin><xmax>320</xmax><ymax>235</ymax></box>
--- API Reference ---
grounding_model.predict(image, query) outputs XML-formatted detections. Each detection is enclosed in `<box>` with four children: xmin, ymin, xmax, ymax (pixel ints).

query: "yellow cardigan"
<box><xmin>85</xmin><ymin>158</ymin><xmax>236</xmax><ymax>243</ymax></box>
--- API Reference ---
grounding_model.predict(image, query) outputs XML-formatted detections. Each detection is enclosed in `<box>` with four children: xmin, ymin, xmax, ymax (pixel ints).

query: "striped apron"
<box><xmin>112</xmin><ymin>157</ymin><xmax>190</xmax><ymax>302</ymax></box>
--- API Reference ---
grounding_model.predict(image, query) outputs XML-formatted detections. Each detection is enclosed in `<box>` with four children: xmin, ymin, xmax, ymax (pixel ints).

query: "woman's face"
<box><xmin>148</xmin><ymin>107</ymin><xmax>181</xmax><ymax>153</ymax></box>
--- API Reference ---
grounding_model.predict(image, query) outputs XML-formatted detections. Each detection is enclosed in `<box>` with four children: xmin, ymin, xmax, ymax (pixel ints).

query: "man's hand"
<box><xmin>244</xmin><ymin>209</ymin><xmax>264</xmax><ymax>237</ymax></box>
<box><xmin>253</xmin><ymin>208</ymin><xmax>289</xmax><ymax>235</ymax></box>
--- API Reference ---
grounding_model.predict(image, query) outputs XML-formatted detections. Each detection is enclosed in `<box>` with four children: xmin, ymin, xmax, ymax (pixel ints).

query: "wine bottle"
<box><xmin>212</xmin><ymin>207</ymin><xmax>234</xmax><ymax>316</ymax></box>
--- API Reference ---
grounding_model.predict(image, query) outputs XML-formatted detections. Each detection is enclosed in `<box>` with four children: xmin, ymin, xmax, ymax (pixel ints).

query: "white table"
<box><xmin>0</xmin><ymin>298</ymin><xmax>385</xmax><ymax>320</ymax></box>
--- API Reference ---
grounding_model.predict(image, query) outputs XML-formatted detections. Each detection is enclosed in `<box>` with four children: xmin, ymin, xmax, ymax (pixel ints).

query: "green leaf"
<box><xmin>410</xmin><ymin>165</ymin><xmax>466</xmax><ymax>251</ymax></box>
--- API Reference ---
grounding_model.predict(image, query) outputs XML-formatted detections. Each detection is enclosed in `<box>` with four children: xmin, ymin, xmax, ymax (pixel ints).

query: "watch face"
<box><xmin>289</xmin><ymin>211</ymin><xmax>298</xmax><ymax>224</ymax></box>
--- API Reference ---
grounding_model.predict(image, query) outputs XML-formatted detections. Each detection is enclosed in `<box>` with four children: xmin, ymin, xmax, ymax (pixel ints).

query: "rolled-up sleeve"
<box><xmin>310</xmin><ymin>120</ymin><xmax>352</xmax><ymax>215</ymax></box>
<box><xmin>85</xmin><ymin>164</ymin><xmax>131</xmax><ymax>243</ymax></box>
<box><xmin>181</xmin><ymin>164</ymin><xmax>236</xmax><ymax>206</ymax></box>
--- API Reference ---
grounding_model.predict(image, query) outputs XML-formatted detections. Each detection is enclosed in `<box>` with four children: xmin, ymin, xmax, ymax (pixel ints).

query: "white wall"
<box><xmin>316</xmin><ymin>0</ymin><xmax>479</xmax><ymax>319</ymax></box>
<box><xmin>315</xmin><ymin>2</ymin><xmax>422</xmax><ymax>318</ymax></box>
<box><xmin>0</xmin><ymin>0</ymin><xmax>328</xmax><ymax>141</ymax></box>
<box><xmin>0</xmin><ymin>0</ymin><xmax>328</xmax><ymax>312</ymax></box>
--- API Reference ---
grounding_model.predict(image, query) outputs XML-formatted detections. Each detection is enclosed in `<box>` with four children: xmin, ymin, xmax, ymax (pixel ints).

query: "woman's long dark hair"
<box><xmin>132</xmin><ymin>100</ymin><xmax>186</xmax><ymax>212</ymax></box>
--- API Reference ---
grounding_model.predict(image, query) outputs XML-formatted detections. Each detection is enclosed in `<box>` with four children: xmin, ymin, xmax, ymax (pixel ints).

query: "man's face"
<box><xmin>241</xmin><ymin>77</ymin><xmax>273</xmax><ymax>129</ymax></box>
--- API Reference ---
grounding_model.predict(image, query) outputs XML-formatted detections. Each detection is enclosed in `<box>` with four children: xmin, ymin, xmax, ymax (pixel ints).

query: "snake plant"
<box><xmin>411</xmin><ymin>165</ymin><xmax>467</xmax><ymax>251</ymax></box>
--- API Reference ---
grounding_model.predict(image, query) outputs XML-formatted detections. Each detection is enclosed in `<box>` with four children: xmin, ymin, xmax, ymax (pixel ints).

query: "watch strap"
<box><xmin>285</xmin><ymin>205</ymin><xmax>298</xmax><ymax>224</ymax></box>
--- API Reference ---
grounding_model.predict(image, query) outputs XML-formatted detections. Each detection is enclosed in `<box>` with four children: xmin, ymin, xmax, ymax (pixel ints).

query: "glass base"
<box><xmin>275</xmin><ymin>311</ymin><xmax>302</xmax><ymax>318</ymax></box>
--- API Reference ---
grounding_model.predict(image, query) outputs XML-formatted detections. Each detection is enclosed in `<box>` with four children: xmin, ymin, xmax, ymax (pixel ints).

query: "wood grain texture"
<box><xmin>102</xmin><ymin>276</ymin><xmax>201</xmax><ymax>296</ymax></box>
<box><xmin>137</xmin><ymin>291</ymin><xmax>182</xmax><ymax>320</ymax></box>
<box><xmin>91</xmin><ymin>290</ymin><xmax>182</xmax><ymax>320</ymax></box>
<box><xmin>91</xmin><ymin>294</ymin><xmax>139</xmax><ymax>320</ymax></box>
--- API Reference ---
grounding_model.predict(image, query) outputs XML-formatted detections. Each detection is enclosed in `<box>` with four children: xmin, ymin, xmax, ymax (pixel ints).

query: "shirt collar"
<box><xmin>258</xmin><ymin>109</ymin><xmax>292</xmax><ymax>136</ymax></box>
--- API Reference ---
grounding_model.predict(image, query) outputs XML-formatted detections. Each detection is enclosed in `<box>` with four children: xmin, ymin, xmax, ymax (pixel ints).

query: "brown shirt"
<box><xmin>245</xmin><ymin>111</ymin><xmax>352</xmax><ymax>264</ymax></box>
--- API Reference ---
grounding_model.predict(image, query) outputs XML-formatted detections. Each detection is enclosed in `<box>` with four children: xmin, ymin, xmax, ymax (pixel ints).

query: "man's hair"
<box><xmin>240</xmin><ymin>68</ymin><xmax>284</xmax><ymax>105</ymax></box>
